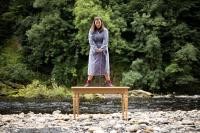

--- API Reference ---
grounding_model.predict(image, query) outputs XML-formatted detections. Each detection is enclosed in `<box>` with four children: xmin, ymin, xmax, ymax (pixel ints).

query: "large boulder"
<box><xmin>129</xmin><ymin>89</ymin><xmax>153</xmax><ymax>97</ymax></box>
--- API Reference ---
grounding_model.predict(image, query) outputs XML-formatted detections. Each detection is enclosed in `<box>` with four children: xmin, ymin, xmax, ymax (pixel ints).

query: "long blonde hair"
<box><xmin>90</xmin><ymin>16</ymin><xmax>105</xmax><ymax>32</ymax></box>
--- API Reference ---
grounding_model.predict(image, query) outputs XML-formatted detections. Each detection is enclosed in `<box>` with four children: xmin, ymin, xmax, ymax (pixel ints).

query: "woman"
<box><xmin>84</xmin><ymin>17</ymin><xmax>113</xmax><ymax>87</ymax></box>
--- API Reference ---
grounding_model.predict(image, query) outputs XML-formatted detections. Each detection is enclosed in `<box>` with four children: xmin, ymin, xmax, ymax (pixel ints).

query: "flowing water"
<box><xmin>0</xmin><ymin>95</ymin><xmax>200</xmax><ymax>114</ymax></box>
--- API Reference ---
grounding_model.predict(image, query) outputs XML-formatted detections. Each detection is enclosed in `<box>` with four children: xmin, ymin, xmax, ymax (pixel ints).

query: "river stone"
<box><xmin>138</xmin><ymin>121</ymin><xmax>150</xmax><ymax>125</ymax></box>
<box><xmin>153</xmin><ymin>127</ymin><xmax>162</xmax><ymax>133</ymax></box>
<box><xmin>27</xmin><ymin>111</ymin><xmax>34</xmax><ymax>116</ymax></box>
<box><xmin>55</xmin><ymin>115</ymin><xmax>70</xmax><ymax>121</ymax></box>
<box><xmin>88</xmin><ymin>127</ymin><xmax>104</xmax><ymax>133</ymax></box>
<box><xmin>111</xmin><ymin>113</ymin><xmax>120</xmax><ymax>119</ymax></box>
<box><xmin>18</xmin><ymin>112</ymin><xmax>24</xmax><ymax>118</ymax></box>
<box><xmin>52</xmin><ymin>110</ymin><xmax>61</xmax><ymax>115</ymax></box>
<box><xmin>0</xmin><ymin>121</ymin><xmax>5</xmax><ymax>126</ymax></box>
<box><xmin>2</xmin><ymin>116</ymin><xmax>11</xmax><ymax>123</ymax></box>
<box><xmin>156</xmin><ymin>118</ymin><xmax>170</xmax><ymax>124</ymax></box>
<box><xmin>129</xmin><ymin>90</ymin><xmax>153</xmax><ymax>97</ymax></box>
<box><xmin>110</xmin><ymin>130</ymin><xmax>117</xmax><ymax>133</ymax></box>
<box><xmin>114</xmin><ymin>123</ymin><xmax>122</xmax><ymax>129</ymax></box>
<box><xmin>159</xmin><ymin>127</ymin><xmax>170</xmax><ymax>133</ymax></box>
<box><xmin>181</xmin><ymin>120</ymin><xmax>194</xmax><ymax>125</ymax></box>
<box><xmin>92</xmin><ymin>114</ymin><xmax>106</xmax><ymax>120</ymax></box>
<box><xmin>144</xmin><ymin>127</ymin><xmax>154</xmax><ymax>133</ymax></box>
<box><xmin>139</xmin><ymin>123</ymin><xmax>148</xmax><ymax>129</ymax></box>
<box><xmin>195</xmin><ymin>127</ymin><xmax>200</xmax><ymax>132</ymax></box>
<box><xmin>126</xmin><ymin>125</ymin><xmax>140</xmax><ymax>132</ymax></box>
<box><xmin>37</xmin><ymin>117</ymin><xmax>46</xmax><ymax>123</ymax></box>
<box><xmin>136</xmin><ymin>129</ymin><xmax>143</xmax><ymax>133</ymax></box>
<box><xmin>95</xmin><ymin>94</ymin><xmax>106</xmax><ymax>99</ymax></box>
<box><xmin>78</xmin><ymin>114</ymin><xmax>90</xmax><ymax>120</ymax></box>
<box><xmin>82</xmin><ymin>121</ymin><xmax>93</xmax><ymax>126</ymax></box>
<box><xmin>108</xmin><ymin>119</ymin><xmax>116</xmax><ymax>126</ymax></box>
<box><xmin>94</xmin><ymin>130</ymin><xmax>105</xmax><ymax>133</ymax></box>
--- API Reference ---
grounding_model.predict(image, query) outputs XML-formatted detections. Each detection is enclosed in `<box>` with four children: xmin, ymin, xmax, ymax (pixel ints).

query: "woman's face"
<box><xmin>95</xmin><ymin>19</ymin><xmax>102</xmax><ymax>29</ymax></box>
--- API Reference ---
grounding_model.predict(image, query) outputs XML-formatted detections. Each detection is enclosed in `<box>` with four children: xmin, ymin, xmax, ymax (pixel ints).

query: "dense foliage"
<box><xmin>0</xmin><ymin>0</ymin><xmax>200</xmax><ymax>94</ymax></box>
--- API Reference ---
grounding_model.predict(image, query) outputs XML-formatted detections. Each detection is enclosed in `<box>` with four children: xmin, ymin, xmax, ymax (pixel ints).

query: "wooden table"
<box><xmin>72</xmin><ymin>86</ymin><xmax>129</xmax><ymax>120</ymax></box>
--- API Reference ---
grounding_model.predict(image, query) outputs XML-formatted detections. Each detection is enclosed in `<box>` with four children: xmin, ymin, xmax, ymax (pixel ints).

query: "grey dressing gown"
<box><xmin>88</xmin><ymin>28</ymin><xmax>110</xmax><ymax>76</ymax></box>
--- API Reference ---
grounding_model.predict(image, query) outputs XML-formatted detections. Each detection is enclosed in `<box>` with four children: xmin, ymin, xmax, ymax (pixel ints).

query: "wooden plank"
<box><xmin>72</xmin><ymin>87</ymin><xmax>129</xmax><ymax>94</ymax></box>
<box><xmin>72</xmin><ymin>86</ymin><xmax>129</xmax><ymax>89</ymax></box>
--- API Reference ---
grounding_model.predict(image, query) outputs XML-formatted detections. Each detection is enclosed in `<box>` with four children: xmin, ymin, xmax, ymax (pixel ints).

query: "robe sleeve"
<box><xmin>88</xmin><ymin>29</ymin><xmax>97</xmax><ymax>54</ymax></box>
<box><xmin>100</xmin><ymin>28</ymin><xmax>109</xmax><ymax>51</ymax></box>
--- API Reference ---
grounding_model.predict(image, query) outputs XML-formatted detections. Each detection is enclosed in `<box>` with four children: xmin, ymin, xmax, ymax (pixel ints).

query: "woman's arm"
<box><xmin>88</xmin><ymin>30</ymin><xmax>98</xmax><ymax>53</ymax></box>
<box><xmin>100</xmin><ymin>28</ymin><xmax>109</xmax><ymax>50</ymax></box>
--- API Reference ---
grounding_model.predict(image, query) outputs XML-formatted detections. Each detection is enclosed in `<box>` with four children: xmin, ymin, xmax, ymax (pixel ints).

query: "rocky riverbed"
<box><xmin>1</xmin><ymin>95</ymin><xmax>200</xmax><ymax>132</ymax></box>
<box><xmin>1</xmin><ymin>109</ymin><xmax>200</xmax><ymax>133</ymax></box>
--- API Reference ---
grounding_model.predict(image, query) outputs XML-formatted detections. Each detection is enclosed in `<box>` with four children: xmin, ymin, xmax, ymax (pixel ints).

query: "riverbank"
<box><xmin>1</xmin><ymin>110</ymin><xmax>200</xmax><ymax>133</ymax></box>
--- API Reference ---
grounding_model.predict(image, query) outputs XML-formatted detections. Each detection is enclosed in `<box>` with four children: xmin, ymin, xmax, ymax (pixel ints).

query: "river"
<box><xmin>1</xmin><ymin>95</ymin><xmax>200</xmax><ymax>114</ymax></box>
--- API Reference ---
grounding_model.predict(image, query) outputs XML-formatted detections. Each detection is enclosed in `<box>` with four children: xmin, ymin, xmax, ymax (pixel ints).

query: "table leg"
<box><xmin>77</xmin><ymin>93</ymin><xmax>80</xmax><ymax>117</ymax></box>
<box><xmin>124</xmin><ymin>93</ymin><xmax>128</xmax><ymax>121</ymax></box>
<box><xmin>121</xmin><ymin>94</ymin><xmax>124</xmax><ymax>119</ymax></box>
<box><xmin>75</xmin><ymin>93</ymin><xmax>79</xmax><ymax>118</ymax></box>
<box><xmin>73</xmin><ymin>93</ymin><xmax>76</xmax><ymax>119</ymax></box>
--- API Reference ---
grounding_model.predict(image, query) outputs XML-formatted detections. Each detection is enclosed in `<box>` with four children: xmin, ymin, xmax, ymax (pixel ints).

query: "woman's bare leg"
<box><xmin>104</xmin><ymin>73</ymin><xmax>113</xmax><ymax>86</ymax></box>
<box><xmin>88</xmin><ymin>75</ymin><xmax>93</xmax><ymax>80</ymax></box>
<box><xmin>84</xmin><ymin>75</ymin><xmax>93</xmax><ymax>87</ymax></box>
<box><xmin>104</xmin><ymin>73</ymin><xmax>110</xmax><ymax>81</ymax></box>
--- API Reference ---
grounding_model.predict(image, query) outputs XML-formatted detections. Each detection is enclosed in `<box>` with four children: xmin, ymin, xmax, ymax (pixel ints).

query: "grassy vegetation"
<box><xmin>0</xmin><ymin>37</ymin><xmax>72</xmax><ymax>100</ymax></box>
<box><xmin>13</xmin><ymin>80</ymin><xmax>72</xmax><ymax>99</ymax></box>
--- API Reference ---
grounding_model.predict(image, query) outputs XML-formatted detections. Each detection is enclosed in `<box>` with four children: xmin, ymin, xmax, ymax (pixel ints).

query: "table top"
<box><xmin>71</xmin><ymin>86</ymin><xmax>130</xmax><ymax>89</ymax></box>
<box><xmin>71</xmin><ymin>86</ymin><xmax>129</xmax><ymax>94</ymax></box>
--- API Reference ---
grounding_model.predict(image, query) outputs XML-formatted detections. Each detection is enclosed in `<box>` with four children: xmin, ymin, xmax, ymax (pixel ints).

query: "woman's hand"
<box><xmin>96</xmin><ymin>48</ymin><xmax>103</xmax><ymax>52</ymax></box>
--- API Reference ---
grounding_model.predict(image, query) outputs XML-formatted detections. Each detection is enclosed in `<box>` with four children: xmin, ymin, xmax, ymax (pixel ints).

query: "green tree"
<box><xmin>0</xmin><ymin>0</ymin><xmax>13</xmax><ymax>45</ymax></box>
<box><xmin>121</xmin><ymin>0</ymin><xmax>200</xmax><ymax>93</ymax></box>
<box><xmin>1</xmin><ymin>0</ymin><xmax>200</xmax><ymax>93</ymax></box>
<box><xmin>25</xmin><ymin>0</ymin><xmax>76</xmax><ymax>85</ymax></box>
<box><xmin>121</xmin><ymin>1</ymin><xmax>166</xmax><ymax>91</ymax></box>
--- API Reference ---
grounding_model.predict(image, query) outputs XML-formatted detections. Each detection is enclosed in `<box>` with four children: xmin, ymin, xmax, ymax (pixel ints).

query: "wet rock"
<box><xmin>139</xmin><ymin>123</ymin><xmax>148</xmax><ymax>129</ymax></box>
<box><xmin>144</xmin><ymin>127</ymin><xmax>154</xmax><ymax>132</ymax></box>
<box><xmin>88</xmin><ymin>127</ymin><xmax>104</xmax><ymax>133</ymax></box>
<box><xmin>52</xmin><ymin>110</ymin><xmax>61</xmax><ymax>115</ymax></box>
<box><xmin>82</xmin><ymin>121</ymin><xmax>93</xmax><ymax>126</ymax></box>
<box><xmin>1</xmin><ymin>116</ymin><xmax>12</xmax><ymax>123</ymax></box>
<box><xmin>113</xmin><ymin>123</ymin><xmax>122</xmax><ymax>130</ymax></box>
<box><xmin>138</xmin><ymin>121</ymin><xmax>150</xmax><ymax>125</ymax></box>
<box><xmin>136</xmin><ymin>129</ymin><xmax>143</xmax><ymax>133</ymax></box>
<box><xmin>126</xmin><ymin>125</ymin><xmax>140</xmax><ymax>132</ymax></box>
<box><xmin>153</xmin><ymin>127</ymin><xmax>161</xmax><ymax>133</ymax></box>
<box><xmin>0</xmin><ymin>121</ymin><xmax>5</xmax><ymax>127</ymax></box>
<box><xmin>55</xmin><ymin>114</ymin><xmax>70</xmax><ymax>121</ymax></box>
<box><xmin>159</xmin><ymin>127</ymin><xmax>170</xmax><ymax>133</ymax></box>
<box><xmin>129</xmin><ymin>90</ymin><xmax>153</xmax><ymax>97</ymax></box>
<box><xmin>181</xmin><ymin>120</ymin><xmax>194</xmax><ymax>125</ymax></box>
<box><xmin>156</xmin><ymin>118</ymin><xmax>170</xmax><ymax>124</ymax></box>
<box><xmin>110</xmin><ymin>130</ymin><xmax>117</xmax><ymax>133</ymax></box>
<box><xmin>108</xmin><ymin>119</ymin><xmax>116</xmax><ymax>126</ymax></box>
